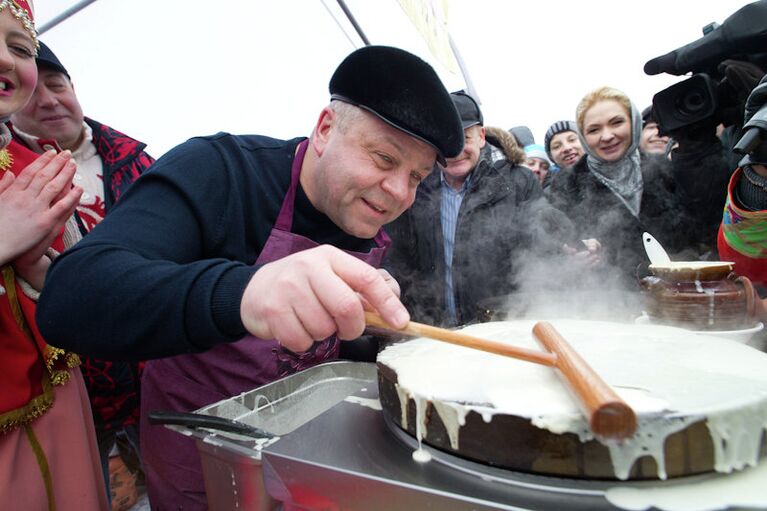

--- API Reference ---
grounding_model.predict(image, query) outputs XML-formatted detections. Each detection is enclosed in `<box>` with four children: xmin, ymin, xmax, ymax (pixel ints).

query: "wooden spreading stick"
<box><xmin>532</xmin><ymin>321</ymin><xmax>637</xmax><ymax>440</ymax></box>
<box><xmin>364</xmin><ymin>312</ymin><xmax>557</xmax><ymax>366</ymax></box>
<box><xmin>366</xmin><ymin>312</ymin><xmax>637</xmax><ymax>440</ymax></box>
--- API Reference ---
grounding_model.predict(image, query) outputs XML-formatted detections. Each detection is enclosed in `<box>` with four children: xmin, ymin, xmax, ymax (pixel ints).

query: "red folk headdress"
<box><xmin>0</xmin><ymin>0</ymin><xmax>37</xmax><ymax>49</ymax></box>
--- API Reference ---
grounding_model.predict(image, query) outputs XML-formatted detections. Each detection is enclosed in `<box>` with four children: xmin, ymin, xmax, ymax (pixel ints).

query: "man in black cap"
<box><xmin>37</xmin><ymin>45</ymin><xmax>463</xmax><ymax>509</ymax></box>
<box><xmin>11</xmin><ymin>41</ymin><xmax>153</xmax><ymax>507</ymax></box>
<box><xmin>386</xmin><ymin>91</ymin><xmax>571</xmax><ymax>327</ymax></box>
<box><xmin>12</xmin><ymin>41</ymin><xmax>154</xmax><ymax>230</ymax></box>
<box><xmin>638</xmin><ymin>106</ymin><xmax>670</xmax><ymax>157</ymax></box>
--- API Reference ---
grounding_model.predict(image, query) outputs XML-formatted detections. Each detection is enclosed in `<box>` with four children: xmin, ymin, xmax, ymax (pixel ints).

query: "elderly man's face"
<box><xmin>549</xmin><ymin>131</ymin><xmax>583</xmax><ymax>168</ymax></box>
<box><xmin>12</xmin><ymin>68</ymin><xmax>85</xmax><ymax>151</ymax></box>
<box><xmin>306</xmin><ymin>105</ymin><xmax>436</xmax><ymax>238</ymax></box>
<box><xmin>441</xmin><ymin>125</ymin><xmax>485</xmax><ymax>189</ymax></box>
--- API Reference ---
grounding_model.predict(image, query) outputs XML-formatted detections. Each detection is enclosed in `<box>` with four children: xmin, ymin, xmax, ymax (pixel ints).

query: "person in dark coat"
<box><xmin>386</xmin><ymin>91</ymin><xmax>572</xmax><ymax>327</ymax></box>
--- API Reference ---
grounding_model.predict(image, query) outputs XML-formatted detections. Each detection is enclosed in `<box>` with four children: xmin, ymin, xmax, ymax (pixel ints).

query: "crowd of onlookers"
<box><xmin>386</xmin><ymin>79</ymin><xmax>764</xmax><ymax>329</ymax></box>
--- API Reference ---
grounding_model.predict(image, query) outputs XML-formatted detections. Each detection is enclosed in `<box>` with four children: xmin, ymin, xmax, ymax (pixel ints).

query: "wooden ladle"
<box><xmin>365</xmin><ymin>312</ymin><xmax>637</xmax><ymax>440</ymax></box>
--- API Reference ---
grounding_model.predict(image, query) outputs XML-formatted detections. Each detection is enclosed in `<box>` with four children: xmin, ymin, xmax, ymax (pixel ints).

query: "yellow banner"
<box><xmin>397</xmin><ymin>0</ymin><xmax>458</xmax><ymax>74</ymax></box>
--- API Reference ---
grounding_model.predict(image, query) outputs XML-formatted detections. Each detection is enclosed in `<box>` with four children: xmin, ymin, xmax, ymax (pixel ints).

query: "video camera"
<box><xmin>651</xmin><ymin>74</ymin><xmax>719</xmax><ymax>133</ymax></box>
<box><xmin>645</xmin><ymin>0</ymin><xmax>767</xmax><ymax>135</ymax></box>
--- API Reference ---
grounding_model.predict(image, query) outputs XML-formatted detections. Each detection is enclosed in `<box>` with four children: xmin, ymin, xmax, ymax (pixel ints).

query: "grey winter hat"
<box><xmin>509</xmin><ymin>126</ymin><xmax>535</xmax><ymax>147</ymax></box>
<box><xmin>544</xmin><ymin>120</ymin><xmax>577</xmax><ymax>160</ymax></box>
<box><xmin>329</xmin><ymin>45</ymin><xmax>464</xmax><ymax>166</ymax></box>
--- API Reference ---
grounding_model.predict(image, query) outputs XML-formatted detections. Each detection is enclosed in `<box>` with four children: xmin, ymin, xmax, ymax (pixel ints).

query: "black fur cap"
<box><xmin>329</xmin><ymin>45</ymin><xmax>464</xmax><ymax>165</ymax></box>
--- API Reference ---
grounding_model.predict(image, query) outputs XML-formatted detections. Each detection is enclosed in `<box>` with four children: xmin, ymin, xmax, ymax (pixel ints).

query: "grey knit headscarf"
<box><xmin>0</xmin><ymin>123</ymin><xmax>12</xmax><ymax>150</ymax></box>
<box><xmin>578</xmin><ymin>102</ymin><xmax>644</xmax><ymax>218</ymax></box>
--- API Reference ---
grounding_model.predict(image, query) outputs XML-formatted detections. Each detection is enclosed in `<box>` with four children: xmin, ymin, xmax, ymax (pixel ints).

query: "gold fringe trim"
<box><xmin>0</xmin><ymin>266</ymin><xmax>80</xmax><ymax>433</ymax></box>
<box><xmin>44</xmin><ymin>346</ymin><xmax>81</xmax><ymax>386</ymax></box>
<box><xmin>0</xmin><ymin>148</ymin><xmax>13</xmax><ymax>172</ymax></box>
<box><xmin>24</xmin><ymin>424</ymin><xmax>57</xmax><ymax>511</ymax></box>
<box><xmin>0</xmin><ymin>375</ymin><xmax>53</xmax><ymax>435</ymax></box>
<box><xmin>2</xmin><ymin>264</ymin><xmax>34</xmax><ymax>340</ymax></box>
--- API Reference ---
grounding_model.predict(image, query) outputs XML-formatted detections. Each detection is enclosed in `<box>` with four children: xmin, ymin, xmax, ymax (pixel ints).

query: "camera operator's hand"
<box><xmin>717</xmin><ymin>59</ymin><xmax>765</xmax><ymax>127</ymax></box>
<box><xmin>666</xmin><ymin>117</ymin><xmax>720</xmax><ymax>154</ymax></box>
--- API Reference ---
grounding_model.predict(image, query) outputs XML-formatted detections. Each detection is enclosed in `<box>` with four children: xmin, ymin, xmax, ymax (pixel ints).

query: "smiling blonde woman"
<box><xmin>546</xmin><ymin>86</ymin><xmax>724</xmax><ymax>289</ymax></box>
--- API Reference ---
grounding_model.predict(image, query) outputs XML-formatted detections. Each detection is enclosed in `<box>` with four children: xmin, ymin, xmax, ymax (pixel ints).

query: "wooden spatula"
<box><xmin>364</xmin><ymin>311</ymin><xmax>556</xmax><ymax>366</ymax></box>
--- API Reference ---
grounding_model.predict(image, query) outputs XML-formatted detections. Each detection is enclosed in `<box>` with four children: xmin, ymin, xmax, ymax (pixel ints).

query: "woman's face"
<box><xmin>0</xmin><ymin>9</ymin><xmax>37</xmax><ymax>119</ymax></box>
<box><xmin>549</xmin><ymin>131</ymin><xmax>583</xmax><ymax>168</ymax></box>
<box><xmin>582</xmin><ymin>99</ymin><xmax>632</xmax><ymax>162</ymax></box>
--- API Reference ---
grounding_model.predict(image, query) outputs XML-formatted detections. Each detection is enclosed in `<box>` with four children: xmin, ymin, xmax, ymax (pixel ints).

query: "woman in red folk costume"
<box><xmin>0</xmin><ymin>1</ymin><xmax>108</xmax><ymax>508</ymax></box>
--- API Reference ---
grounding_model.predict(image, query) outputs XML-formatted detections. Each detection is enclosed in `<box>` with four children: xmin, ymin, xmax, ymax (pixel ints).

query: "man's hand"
<box><xmin>240</xmin><ymin>245</ymin><xmax>409</xmax><ymax>352</ymax></box>
<box><xmin>376</xmin><ymin>268</ymin><xmax>401</xmax><ymax>298</ymax></box>
<box><xmin>563</xmin><ymin>238</ymin><xmax>602</xmax><ymax>268</ymax></box>
<box><xmin>0</xmin><ymin>151</ymin><xmax>82</xmax><ymax>273</ymax></box>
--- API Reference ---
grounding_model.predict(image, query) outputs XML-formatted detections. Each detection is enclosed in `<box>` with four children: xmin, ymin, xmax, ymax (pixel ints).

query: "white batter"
<box><xmin>649</xmin><ymin>261</ymin><xmax>733</xmax><ymax>272</ymax></box>
<box><xmin>377</xmin><ymin>320</ymin><xmax>767</xmax><ymax>481</ymax></box>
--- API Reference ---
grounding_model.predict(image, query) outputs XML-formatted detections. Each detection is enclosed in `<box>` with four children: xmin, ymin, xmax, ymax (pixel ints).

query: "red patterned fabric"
<box><xmin>81</xmin><ymin>119</ymin><xmax>154</xmax><ymax>433</ymax></box>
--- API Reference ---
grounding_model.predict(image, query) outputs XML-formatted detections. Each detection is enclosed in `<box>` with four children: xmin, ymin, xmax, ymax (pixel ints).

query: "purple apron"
<box><xmin>140</xmin><ymin>140</ymin><xmax>390</xmax><ymax>510</ymax></box>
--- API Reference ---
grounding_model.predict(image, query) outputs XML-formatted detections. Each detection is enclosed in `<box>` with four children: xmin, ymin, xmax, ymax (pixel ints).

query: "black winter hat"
<box><xmin>641</xmin><ymin>105</ymin><xmax>656</xmax><ymax>127</ymax></box>
<box><xmin>36</xmin><ymin>41</ymin><xmax>69</xmax><ymax>79</ymax></box>
<box><xmin>450</xmin><ymin>90</ymin><xmax>483</xmax><ymax>129</ymax></box>
<box><xmin>329</xmin><ymin>45</ymin><xmax>463</xmax><ymax>165</ymax></box>
<box><xmin>544</xmin><ymin>120</ymin><xmax>577</xmax><ymax>160</ymax></box>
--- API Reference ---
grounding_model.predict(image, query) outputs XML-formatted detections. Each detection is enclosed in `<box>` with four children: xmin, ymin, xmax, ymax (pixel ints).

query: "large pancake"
<box><xmin>377</xmin><ymin>319</ymin><xmax>767</xmax><ymax>480</ymax></box>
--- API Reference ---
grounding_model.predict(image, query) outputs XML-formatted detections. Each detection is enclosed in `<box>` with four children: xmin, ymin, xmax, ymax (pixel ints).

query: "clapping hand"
<box><xmin>0</xmin><ymin>151</ymin><xmax>82</xmax><ymax>289</ymax></box>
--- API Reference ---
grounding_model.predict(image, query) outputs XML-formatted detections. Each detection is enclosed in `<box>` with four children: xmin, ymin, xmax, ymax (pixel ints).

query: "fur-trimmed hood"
<box><xmin>484</xmin><ymin>126</ymin><xmax>526</xmax><ymax>165</ymax></box>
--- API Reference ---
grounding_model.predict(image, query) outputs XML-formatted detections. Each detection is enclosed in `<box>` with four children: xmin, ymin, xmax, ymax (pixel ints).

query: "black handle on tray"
<box><xmin>148</xmin><ymin>410</ymin><xmax>275</xmax><ymax>438</ymax></box>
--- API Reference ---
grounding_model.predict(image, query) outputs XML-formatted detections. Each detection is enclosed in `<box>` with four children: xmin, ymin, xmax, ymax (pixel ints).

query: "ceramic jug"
<box><xmin>639</xmin><ymin>262</ymin><xmax>756</xmax><ymax>331</ymax></box>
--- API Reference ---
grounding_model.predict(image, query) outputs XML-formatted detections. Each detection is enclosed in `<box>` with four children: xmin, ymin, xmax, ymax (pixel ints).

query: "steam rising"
<box><xmin>498</xmin><ymin>233</ymin><xmax>644</xmax><ymax>325</ymax></box>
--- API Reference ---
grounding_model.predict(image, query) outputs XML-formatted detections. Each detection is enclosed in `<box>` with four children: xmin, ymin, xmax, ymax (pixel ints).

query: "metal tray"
<box><xmin>164</xmin><ymin>360</ymin><xmax>376</xmax><ymax>511</ymax></box>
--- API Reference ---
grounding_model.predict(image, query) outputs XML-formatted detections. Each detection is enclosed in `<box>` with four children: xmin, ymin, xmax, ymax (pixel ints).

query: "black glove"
<box><xmin>717</xmin><ymin>60</ymin><xmax>766</xmax><ymax>127</ymax></box>
<box><xmin>744</xmin><ymin>74</ymin><xmax>767</xmax><ymax>123</ymax></box>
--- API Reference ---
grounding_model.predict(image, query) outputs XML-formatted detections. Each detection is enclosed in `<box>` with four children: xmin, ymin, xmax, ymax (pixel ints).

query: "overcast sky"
<box><xmin>35</xmin><ymin>0</ymin><xmax>751</xmax><ymax>158</ymax></box>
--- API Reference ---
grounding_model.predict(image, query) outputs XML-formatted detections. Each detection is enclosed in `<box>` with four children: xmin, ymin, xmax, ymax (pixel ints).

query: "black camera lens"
<box><xmin>677</xmin><ymin>89</ymin><xmax>707</xmax><ymax>116</ymax></box>
<box><xmin>653</xmin><ymin>74</ymin><xmax>718</xmax><ymax>132</ymax></box>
